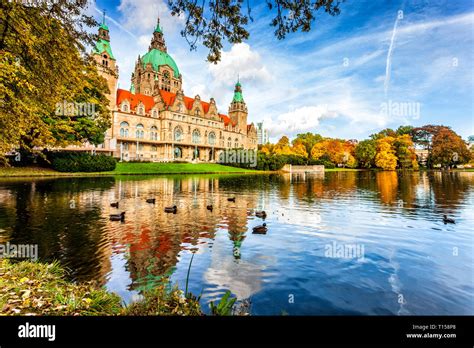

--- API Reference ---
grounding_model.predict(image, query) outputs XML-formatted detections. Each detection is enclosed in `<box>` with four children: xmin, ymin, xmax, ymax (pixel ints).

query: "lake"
<box><xmin>0</xmin><ymin>171</ymin><xmax>472</xmax><ymax>315</ymax></box>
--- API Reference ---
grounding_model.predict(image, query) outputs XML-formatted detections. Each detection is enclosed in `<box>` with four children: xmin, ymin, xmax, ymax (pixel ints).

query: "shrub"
<box><xmin>49</xmin><ymin>152</ymin><xmax>116</xmax><ymax>172</ymax></box>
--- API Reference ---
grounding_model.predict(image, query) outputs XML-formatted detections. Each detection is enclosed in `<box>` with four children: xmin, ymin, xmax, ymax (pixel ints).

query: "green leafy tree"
<box><xmin>0</xmin><ymin>1</ymin><xmax>111</xmax><ymax>165</ymax></box>
<box><xmin>370</xmin><ymin>128</ymin><xmax>396</xmax><ymax>140</ymax></box>
<box><xmin>355</xmin><ymin>139</ymin><xmax>376</xmax><ymax>168</ymax></box>
<box><xmin>168</xmin><ymin>0</ymin><xmax>345</xmax><ymax>62</ymax></box>
<box><xmin>396</xmin><ymin>125</ymin><xmax>414</xmax><ymax>136</ymax></box>
<box><xmin>393</xmin><ymin>134</ymin><xmax>418</xmax><ymax>170</ymax></box>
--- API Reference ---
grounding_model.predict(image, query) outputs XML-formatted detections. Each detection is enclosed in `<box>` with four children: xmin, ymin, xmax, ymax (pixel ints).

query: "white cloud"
<box><xmin>265</xmin><ymin>105</ymin><xmax>334</xmax><ymax>137</ymax></box>
<box><xmin>117</xmin><ymin>0</ymin><xmax>184</xmax><ymax>34</ymax></box>
<box><xmin>209</xmin><ymin>43</ymin><xmax>273</xmax><ymax>89</ymax></box>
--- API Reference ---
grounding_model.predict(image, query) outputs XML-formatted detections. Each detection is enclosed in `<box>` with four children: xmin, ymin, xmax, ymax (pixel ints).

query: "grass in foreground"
<box><xmin>0</xmin><ymin>163</ymin><xmax>258</xmax><ymax>177</ymax></box>
<box><xmin>113</xmin><ymin>162</ymin><xmax>255</xmax><ymax>174</ymax></box>
<box><xmin>0</xmin><ymin>259</ymin><xmax>204</xmax><ymax>316</ymax></box>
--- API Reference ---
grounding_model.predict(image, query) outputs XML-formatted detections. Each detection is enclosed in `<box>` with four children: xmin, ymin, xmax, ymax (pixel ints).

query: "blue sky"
<box><xmin>88</xmin><ymin>0</ymin><xmax>473</xmax><ymax>141</ymax></box>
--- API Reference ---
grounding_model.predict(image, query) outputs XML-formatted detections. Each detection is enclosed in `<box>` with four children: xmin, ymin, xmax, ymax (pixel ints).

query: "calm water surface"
<box><xmin>0</xmin><ymin>171</ymin><xmax>472</xmax><ymax>315</ymax></box>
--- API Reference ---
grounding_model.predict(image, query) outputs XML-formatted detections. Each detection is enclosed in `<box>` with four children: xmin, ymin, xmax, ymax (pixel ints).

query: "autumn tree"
<box><xmin>292</xmin><ymin>139</ymin><xmax>309</xmax><ymax>158</ymax></box>
<box><xmin>168</xmin><ymin>0</ymin><xmax>345</xmax><ymax>62</ymax></box>
<box><xmin>411</xmin><ymin>125</ymin><xmax>447</xmax><ymax>151</ymax></box>
<box><xmin>375</xmin><ymin>137</ymin><xmax>397</xmax><ymax>170</ymax></box>
<box><xmin>412</xmin><ymin>125</ymin><xmax>470</xmax><ymax>168</ymax></box>
<box><xmin>431</xmin><ymin>128</ymin><xmax>471</xmax><ymax>168</ymax></box>
<box><xmin>293</xmin><ymin>132</ymin><xmax>323</xmax><ymax>156</ymax></box>
<box><xmin>274</xmin><ymin>136</ymin><xmax>293</xmax><ymax>155</ymax></box>
<box><xmin>355</xmin><ymin>139</ymin><xmax>376</xmax><ymax>168</ymax></box>
<box><xmin>311</xmin><ymin>138</ymin><xmax>356</xmax><ymax>167</ymax></box>
<box><xmin>393</xmin><ymin>134</ymin><xmax>418</xmax><ymax>170</ymax></box>
<box><xmin>0</xmin><ymin>1</ymin><xmax>111</xmax><ymax>165</ymax></box>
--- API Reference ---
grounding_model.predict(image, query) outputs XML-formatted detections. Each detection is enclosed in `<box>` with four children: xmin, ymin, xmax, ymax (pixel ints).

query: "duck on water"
<box><xmin>110</xmin><ymin>212</ymin><xmax>125</xmax><ymax>221</ymax></box>
<box><xmin>252</xmin><ymin>223</ymin><xmax>268</xmax><ymax>234</ymax></box>
<box><xmin>165</xmin><ymin>205</ymin><xmax>177</xmax><ymax>214</ymax></box>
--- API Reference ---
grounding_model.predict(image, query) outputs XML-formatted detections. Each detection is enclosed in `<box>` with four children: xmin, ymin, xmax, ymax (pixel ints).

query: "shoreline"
<box><xmin>0</xmin><ymin>165</ymin><xmax>472</xmax><ymax>178</ymax></box>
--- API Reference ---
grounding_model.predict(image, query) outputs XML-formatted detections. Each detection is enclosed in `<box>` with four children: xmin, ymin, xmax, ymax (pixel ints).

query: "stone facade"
<box><xmin>91</xmin><ymin>17</ymin><xmax>257</xmax><ymax>162</ymax></box>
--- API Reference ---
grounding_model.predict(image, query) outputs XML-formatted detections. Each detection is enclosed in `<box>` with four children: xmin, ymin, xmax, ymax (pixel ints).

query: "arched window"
<box><xmin>235</xmin><ymin>138</ymin><xmax>239</xmax><ymax>148</ymax></box>
<box><xmin>150</xmin><ymin>126</ymin><xmax>158</xmax><ymax>141</ymax></box>
<box><xmin>121</xmin><ymin>103</ymin><xmax>129</xmax><ymax>112</ymax></box>
<box><xmin>195</xmin><ymin>109</ymin><xmax>200</xmax><ymax>116</ymax></box>
<box><xmin>136</xmin><ymin>124</ymin><xmax>144</xmax><ymax>139</ymax></box>
<box><xmin>174</xmin><ymin>147</ymin><xmax>182</xmax><ymax>158</ymax></box>
<box><xmin>192</xmin><ymin>129</ymin><xmax>201</xmax><ymax>144</ymax></box>
<box><xmin>137</xmin><ymin>105</ymin><xmax>145</xmax><ymax>115</ymax></box>
<box><xmin>227</xmin><ymin>137</ymin><xmax>232</xmax><ymax>148</ymax></box>
<box><xmin>208</xmin><ymin>132</ymin><xmax>216</xmax><ymax>146</ymax></box>
<box><xmin>174</xmin><ymin>127</ymin><xmax>183</xmax><ymax>142</ymax></box>
<box><xmin>152</xmin><ymin>109</ymin><xmax>158</xmax><ymax>118</ymax></box>
<box><xmin>120</xmin><ymin>121</ymin><xmax>129</xmax><ymax>137</ymax></box>
<box><xmin>176</xmin><ymin>103</ymin><xmax>183</xmax><ymax>112</ymax></box>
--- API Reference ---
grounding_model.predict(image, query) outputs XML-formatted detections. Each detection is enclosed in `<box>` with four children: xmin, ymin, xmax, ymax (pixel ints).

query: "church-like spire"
<box><xmin>154</xmin><ymin>17</ymin><xmax>163</xmax><ymax>33</ymax></box>
<box><xmin>149</xmin><ymin>16</ymin><xmax>167</xmax><ymax>52</ymax></box>
<box><xmin>98</xmin><ymin>10</ymin><xmax>110</xmax><ymax>41</ymax></box>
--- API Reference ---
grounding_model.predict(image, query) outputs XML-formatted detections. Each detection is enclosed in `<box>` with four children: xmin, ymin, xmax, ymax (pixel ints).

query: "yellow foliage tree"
<box><xmin>375</xmin><ymin>137</ymin><xmax>397</xmax><ymax>170</ymax></box>
<box><xmin>292</xmin><ymin>141</ymin><xmax>308</xmax><ymax>158</ymax></box>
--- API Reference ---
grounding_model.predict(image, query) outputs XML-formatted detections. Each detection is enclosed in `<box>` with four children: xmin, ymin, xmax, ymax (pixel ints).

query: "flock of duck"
<box><xmin>108</xmin><ymin>197</ymin><xmax>269</xmax><ymax>234</ymax></box>
<box><xmin>109</xmin><ymin>199</ymin><xmax>456</xmax><ymax>233</ymax></box>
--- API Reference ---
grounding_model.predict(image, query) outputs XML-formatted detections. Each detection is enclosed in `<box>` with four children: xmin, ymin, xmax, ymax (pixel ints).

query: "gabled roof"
<box><xmin>158</xmin><ymin>90</ymin><xmax>211</xmax><ymax>114</ymax></box>
<box><xmin>116</xmin><ymin>89</ymin><xmax>155</xmax><ymax>112</ymax></box>
<box><xmin>116</xmin><ymin>89</ymin><xmax>235</xmax><ymax>126</ymax></box>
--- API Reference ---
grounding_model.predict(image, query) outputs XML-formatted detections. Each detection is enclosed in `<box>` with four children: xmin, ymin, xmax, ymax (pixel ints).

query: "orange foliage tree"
<box><xmin>310</xmin><ymin>139</ymin><xmax>357</xmax><ymax>167</ymax></box>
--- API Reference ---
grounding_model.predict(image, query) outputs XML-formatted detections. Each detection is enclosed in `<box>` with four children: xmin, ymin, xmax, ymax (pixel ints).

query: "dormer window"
<box><xmin>195</xmin><ymin>109</ymin><xmax>200</xmax><ymax>116</ymax></box>
<box><xmin>121</xmin><ymin>102</ymin><xmax>129</xmax><ymax>112</ymax></box>
<box><xmin>137</xmin><ymin>105</ymin><xmax>145</xmax><ymax>115</ymax></box>
<box><xmin>152</xmin><ymin>109</ymin><xmax>158</xmax><ymax>118</ymax></box>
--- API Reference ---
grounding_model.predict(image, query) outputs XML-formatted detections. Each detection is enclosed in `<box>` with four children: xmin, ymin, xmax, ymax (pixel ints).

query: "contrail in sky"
<box><xmin>94</xmin><ymin>7</ymin><xmax>137</xmax><ymax>39</ymax></box>
<box><xmin>384</xmin><ymin>11</ymin><xmax>402</xmax><ymax>96</ymax></box>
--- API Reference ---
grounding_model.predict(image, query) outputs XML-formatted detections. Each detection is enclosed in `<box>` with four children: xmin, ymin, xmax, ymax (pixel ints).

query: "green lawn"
<box><xmin>113</xmin><ymin>162</ymin><xmax>255</xmax><ymax>174</ymax></box>
<box><xmin>0</xmin><ymin>163</ymin><xmax>259</xmax><ymax>177</ymax></box>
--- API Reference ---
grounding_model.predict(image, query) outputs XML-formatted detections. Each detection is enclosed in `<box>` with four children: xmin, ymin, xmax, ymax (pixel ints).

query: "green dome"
<box><xmin>141</xmin><ymin>49</ymin><xmax>180</xmax><ymax>78</ymax></box>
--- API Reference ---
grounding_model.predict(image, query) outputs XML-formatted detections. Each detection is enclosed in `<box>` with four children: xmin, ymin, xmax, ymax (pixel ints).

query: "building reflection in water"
<box><xmin>0</xmin><ymin>171</ymin><xmax>472</xmax><ymax>309</ymax></box>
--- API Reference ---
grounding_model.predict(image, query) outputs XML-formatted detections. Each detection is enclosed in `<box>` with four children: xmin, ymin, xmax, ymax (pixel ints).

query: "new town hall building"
<box><xmin>91</xmin><ymin>17</ymin><xmax>257</xmax><ymax>162</ymax></box>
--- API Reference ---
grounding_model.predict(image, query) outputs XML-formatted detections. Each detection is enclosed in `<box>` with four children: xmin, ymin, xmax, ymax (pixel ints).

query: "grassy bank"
<box><xmin>0</xmin><ymin>163</ymin><xmax>259</xmax><ymax>177</ymax></box>
<box><xmin>0</xmin><ymin>259</ymin><xmax>208</xmax><ymax>316</ymax></box>
<box><xmin>113</xmin><ymin>162</ymin><xmax>256</xmax><ymax>174</ymax></box>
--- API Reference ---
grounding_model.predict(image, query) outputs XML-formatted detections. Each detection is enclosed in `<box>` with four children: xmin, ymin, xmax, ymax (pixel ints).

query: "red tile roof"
<box><xmin>117</xmin><ymin>88</ymin><xmax>214</xmax><ymax>114</ymax></box>
<box><xmin>116</xmin><ymin>88</ymin><xmax>237</xmax><ymax>127</ymax></box>
<box><xmin>116</xmin><ymin>89</ymin><xmax>155</xmax><ymax>112</ymax></box>
<box><xmin>219</xmin><ymin>114</ymin><xmax>235</xmax><ymax>126</ymax></box>
<box><xmin>159</xmin><ymin>89</ymin><xmax>212</xmax><ymax>114</ymax></box>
